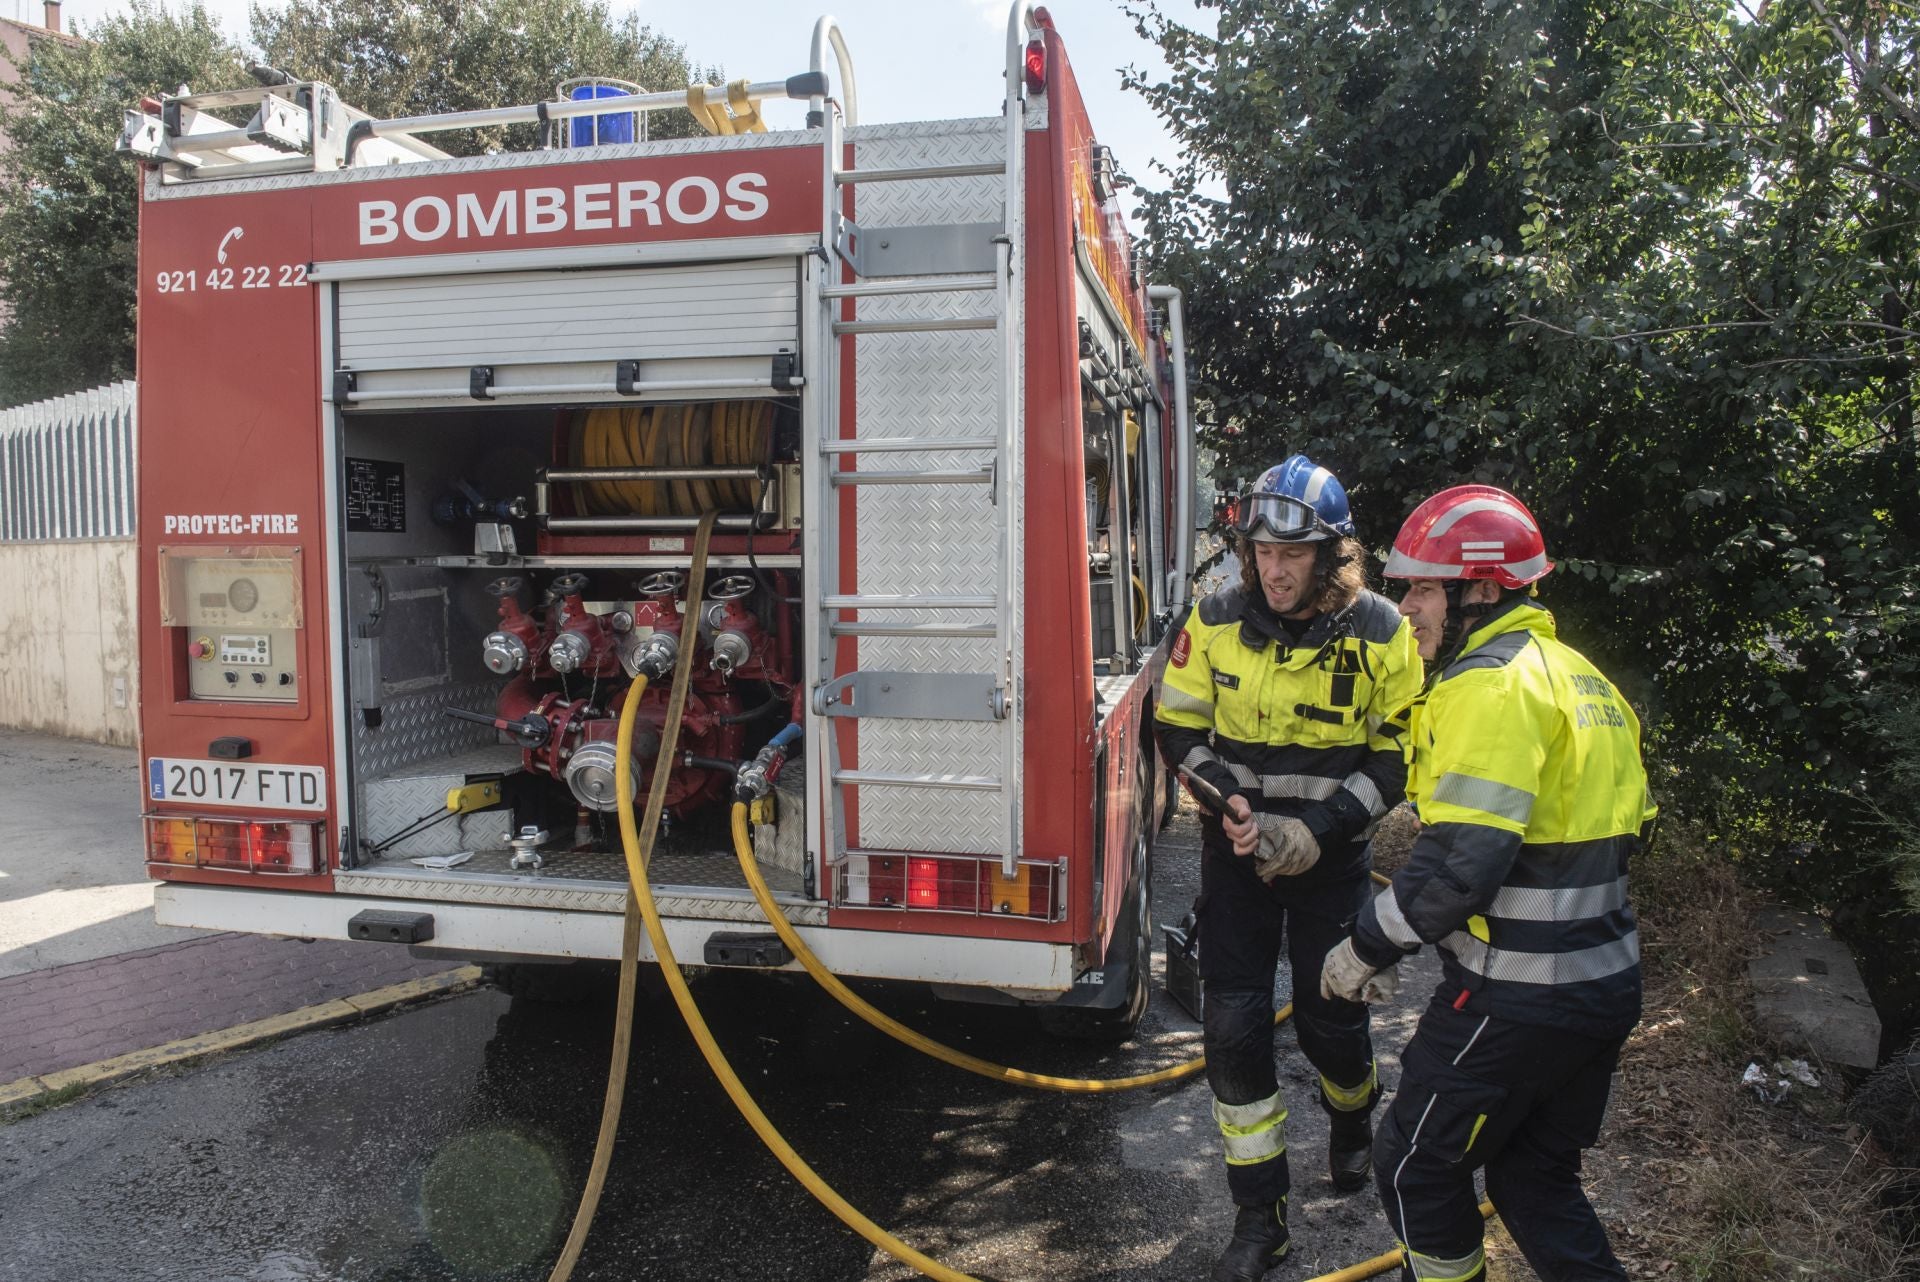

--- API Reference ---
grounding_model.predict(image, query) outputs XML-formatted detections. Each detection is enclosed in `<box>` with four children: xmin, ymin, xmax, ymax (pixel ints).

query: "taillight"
<box><xmin>843</xmin><ymin>853</ymin><xmax>1059</xmax><ymax>919</ymax></box>
<box><xmin>1024</xmin><ymin>39</ymin><xmax>1046</xmax><ymax>94</ymax></box>
<box><xmin>146</xmin><ymin>817</ymin><xmax>196</xmax><ymax>864</ymax></box>
<box><xmin>146</xmin><ymin>816</ymin><xmax>322</xmax><ymax>874</ymax></box>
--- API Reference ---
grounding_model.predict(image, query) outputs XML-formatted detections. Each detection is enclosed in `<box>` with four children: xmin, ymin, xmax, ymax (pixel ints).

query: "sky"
<box><xmin>34</xmin><ymin>0</ymin><xmax>1211</xmax><ymax>192</ymax></box>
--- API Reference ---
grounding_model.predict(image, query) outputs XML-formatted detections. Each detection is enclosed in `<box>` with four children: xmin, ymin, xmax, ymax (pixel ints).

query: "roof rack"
<box><xmin>119</xmin><ymin>40</ymin><xmax>841</xmax><ymax>183</ymax></box>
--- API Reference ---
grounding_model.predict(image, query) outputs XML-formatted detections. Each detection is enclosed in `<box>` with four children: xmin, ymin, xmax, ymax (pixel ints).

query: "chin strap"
<box><xmin>1433</xmin><ymin>580</ymin><xmax>1501</xmax><ymax>672</ymax></box>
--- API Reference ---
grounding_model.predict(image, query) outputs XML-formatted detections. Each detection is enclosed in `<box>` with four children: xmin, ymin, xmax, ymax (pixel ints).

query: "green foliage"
<box><xmin>1128</xmin><ymin>0</ymin><xmax>1920</xmax><ymax>912</ymax></box>
<box><xmin>0</xmin><ymin>3</ymin><xmax>244</xmax><ymax>405</ymax></box>
<box><xmin>250</xmin><ymin>0</ymin><xmax>714</xmax><ymax>155</ymax></box>
<box><xmin>0</xmin><ymin>0</ymin><xmax>711</xmax><ymax>407</ymax></box>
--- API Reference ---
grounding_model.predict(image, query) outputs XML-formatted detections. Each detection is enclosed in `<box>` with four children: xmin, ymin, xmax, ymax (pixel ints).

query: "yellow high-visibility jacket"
<box><xmin>1154</xmin><ymin>585</ymin><xmax>1424</xmax><ymax>883</ymax></box>
<box><xmin>1353</xmin><ymin>600</ymin><xmax>1655</xmax><ymax>1037</ymax></box>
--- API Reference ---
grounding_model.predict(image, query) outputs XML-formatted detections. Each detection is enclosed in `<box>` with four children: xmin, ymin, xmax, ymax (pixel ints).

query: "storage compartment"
<box><xmin>334</xmin><ymin>402</ymin><xmax>812</xmax><ymax>908</ymax></box>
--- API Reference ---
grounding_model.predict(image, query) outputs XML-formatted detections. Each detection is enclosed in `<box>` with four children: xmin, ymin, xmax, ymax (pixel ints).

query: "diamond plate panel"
<box><xmin>352</xmin><ymin>680</ymin><xmax>505</xmax><ymax>779</ymax></box>
<box><xmin>359</xmin><ymin>745</ymin><xmax>525</xmax><ymax>857</ymax></box>
<box><xmin>841</xmin><ymin>122</ymin><xmax>1026</xmax><ymax>854</ymax></box>
<box><xmin>336</xmin><ymin>842</ymin><xmax>820</xmax><ymax>923</ymax></box>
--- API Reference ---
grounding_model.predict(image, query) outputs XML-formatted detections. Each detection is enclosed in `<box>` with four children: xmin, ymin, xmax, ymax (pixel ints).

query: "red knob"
<box><xmin>188</xmin><ymin>641</ymin><xmax>210</xmax><ymax>659</ymax></box>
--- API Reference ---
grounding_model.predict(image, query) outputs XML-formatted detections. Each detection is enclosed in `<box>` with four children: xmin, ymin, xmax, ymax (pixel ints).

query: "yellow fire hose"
<box><xmin>720</xmin><ymin>803</ymin><xmax>1494</xmax><ymax>1278</ymax></box>
<box><xmin>545</xmin><ymin>508</ymin><xmax>1491</xmax><ymax>1280</ymax></box>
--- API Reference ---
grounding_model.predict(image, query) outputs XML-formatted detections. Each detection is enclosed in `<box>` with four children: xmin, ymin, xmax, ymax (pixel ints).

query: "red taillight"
<box><xmin>908</xmin><ymin>858</ymin><xmax>942</xmax><ymax>907</ymax></box>
<box><xmin>146</xmin><ymin>816</ymin><xmax>321</xmax><ymax>874</ymax></box>
<box><xmin>1024</xmin><ymin>39</ymin><xmax>1046</xmax><ymax>94</ymax></box>
<box><xmin>848</xmin><ymin>854</ymin><xmax>1057</xmax><ymax>919</ymax></box>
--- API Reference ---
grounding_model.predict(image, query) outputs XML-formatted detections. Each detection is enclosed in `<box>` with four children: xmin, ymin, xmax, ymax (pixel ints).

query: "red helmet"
<box><xmin>1384</xmin><ymin>485</ymin><xmax>1553</xmax><ymax>589</ymax></box>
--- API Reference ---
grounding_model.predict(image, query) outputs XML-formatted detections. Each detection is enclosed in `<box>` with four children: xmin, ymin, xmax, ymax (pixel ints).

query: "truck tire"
<box><xmin>1038</xmin><ymin>846</ymin><xmax>1151</xmax><ymax>1044</ymax></box>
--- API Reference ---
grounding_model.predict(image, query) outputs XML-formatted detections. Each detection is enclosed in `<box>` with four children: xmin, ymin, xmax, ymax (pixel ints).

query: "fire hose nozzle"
<box><xmin>621</xmin><ymin>630</ymin><xmax>679</xmax><ymax>681</ymax></box>
<box><xmin>734</xmin><ymin>724</ymin><xmax>804</xmax><ymax>803</ymax></box>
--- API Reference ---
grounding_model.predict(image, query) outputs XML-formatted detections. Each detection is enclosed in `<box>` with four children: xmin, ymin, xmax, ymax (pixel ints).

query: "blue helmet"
<box><xmin>1236</xmin><ymin>454</ymin><xmax>1355</xmax><ymax>542</ymax></box>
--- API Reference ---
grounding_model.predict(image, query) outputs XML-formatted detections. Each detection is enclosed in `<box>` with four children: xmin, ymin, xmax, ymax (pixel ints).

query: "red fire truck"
<box><xmin>123</xmin><ymin>3</ymin><xmax>1195</xmax><ymax>1035</ymax></box>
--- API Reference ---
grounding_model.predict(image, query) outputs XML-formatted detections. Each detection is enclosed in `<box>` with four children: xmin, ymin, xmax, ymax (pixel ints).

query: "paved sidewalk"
<box><xmin>0</xmin><ymin>930</ymin><xmax>454</xmax><ymax>1083</ymax></box>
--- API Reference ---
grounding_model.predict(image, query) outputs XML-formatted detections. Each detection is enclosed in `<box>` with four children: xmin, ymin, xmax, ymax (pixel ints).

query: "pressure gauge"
<box><xmin>227</xmin><ymin>577</ymin><xmax>260</xmax><ymax>613</ymax></box>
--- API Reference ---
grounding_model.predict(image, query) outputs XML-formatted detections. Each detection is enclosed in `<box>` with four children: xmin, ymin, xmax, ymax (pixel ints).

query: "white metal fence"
<box><xmin>0</xmin><ymin>381</ymin><xmax>137</xmax><ymax>542</ymax></box>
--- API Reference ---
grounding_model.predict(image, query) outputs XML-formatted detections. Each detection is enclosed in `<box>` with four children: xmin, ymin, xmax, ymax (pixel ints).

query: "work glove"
<box><xmin>1252</xmin><ymin>814</ymin><xmax>1321</xmax><ymax>881</ymax></box>
<box><xmin>1320</xmin><ymin>937</ymin><xmax>1397</xmax><ymax>1004</ymax></box>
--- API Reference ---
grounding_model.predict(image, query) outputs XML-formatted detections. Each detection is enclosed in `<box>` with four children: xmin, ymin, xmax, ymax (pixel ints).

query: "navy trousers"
<box><xmin>1376</xmin><ymin>995</ymin><xmax>1629</xmax><ymax>1282</ymax></box>
<box><xmin>1198</xmin><ymin>846</ymin><xmax>1375</xmax><ymax>1205</ymax></box>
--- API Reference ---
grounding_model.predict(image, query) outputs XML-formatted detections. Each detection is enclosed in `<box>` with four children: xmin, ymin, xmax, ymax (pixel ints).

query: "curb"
<box><xmin>0</xmin><ymin>965</ymin><xmax>484</xmax><ymax>1115</ymax></box>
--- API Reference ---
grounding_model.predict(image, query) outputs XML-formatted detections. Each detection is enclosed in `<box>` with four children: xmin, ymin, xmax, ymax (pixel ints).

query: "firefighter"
<box><xmin>1320</xmin><ymin>485</ymin><xmax>1653</xmax><ymax>1282</ymax></box>
<box><xmin>1155</xmin><ymin>455</ymin><xmax>1424</xmax><ymax>1282</ymax></box>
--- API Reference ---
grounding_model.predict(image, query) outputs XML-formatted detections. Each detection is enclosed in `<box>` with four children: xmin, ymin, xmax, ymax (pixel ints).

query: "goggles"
<box><xmin>1235</xmin><ymin>491</ymin><xmax>1337</xmax><ymax>543</ymax></box>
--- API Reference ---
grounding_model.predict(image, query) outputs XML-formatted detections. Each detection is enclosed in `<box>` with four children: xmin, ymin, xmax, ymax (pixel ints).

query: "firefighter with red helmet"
<box><xmin>1321</xmin><ymin>485</ymin><xmax>1654</xmax><ymax>1282</ymax></box>
<box><xmin>1155</xmin><ymin>455</ymin><xmax>1424</xmax><ymax>1281</ymax></box>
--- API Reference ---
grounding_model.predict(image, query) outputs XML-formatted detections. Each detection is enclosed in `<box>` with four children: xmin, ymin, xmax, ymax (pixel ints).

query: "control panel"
<box><xmin>160</xmin><ymin>548</ymin><xmax>302</xmax><ymax>702</ymax></box>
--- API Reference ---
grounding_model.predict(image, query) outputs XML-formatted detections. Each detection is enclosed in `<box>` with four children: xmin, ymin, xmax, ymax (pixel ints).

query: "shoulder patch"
<box><xmin>1349</xmin><ymin>591</ymin><xmax>1404</xmax><ymax>644</ymax></box>
<box><xmin>1170</xmin><ymin>629</ymin><xmax>1192</xmax><ymax>668</ymax></box>
<box><xmin>1438</xmin><ymin>630</ymin><xmax>1533</xmax><ymax>683</ymax></box>
<box><xmin>1197</xmin><ymin>586</ymin><xmax>1247</xmax><ymax>628</ymax></box>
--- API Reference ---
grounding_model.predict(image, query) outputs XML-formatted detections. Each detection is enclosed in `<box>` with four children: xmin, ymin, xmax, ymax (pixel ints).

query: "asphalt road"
<box><xmin>0</xmin><ymin>819</ymin><xmax>1443</xmax><ymax>1282</ymax></box>
<box><xmin>0</xmin><ymin>729</ymin><xmax>207</xmax><ymax>978</ymax></box>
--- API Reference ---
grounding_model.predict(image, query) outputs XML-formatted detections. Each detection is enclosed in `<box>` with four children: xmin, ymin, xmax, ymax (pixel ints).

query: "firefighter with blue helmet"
<box><xmin>1155</xmin><ymin>454</ymin><xmax>1424</xmax><ymax>1281</ymax></box>
<box><xmin>1320</xmin><ymin>485</ymin><xmax>1653</xmax><ymax>1282</ymax></box>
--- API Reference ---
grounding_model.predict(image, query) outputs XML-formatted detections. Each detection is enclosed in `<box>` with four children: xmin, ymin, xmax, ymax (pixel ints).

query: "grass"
<box><xmin>0</xmin><ymin>1080</ymin><xmax>90</xmax><ymax>1125</ymax></box>
<box><xmin>1595</xmin><ymin>825</ymin><xmax>1920</xmax><ymax>1282</ymax></box>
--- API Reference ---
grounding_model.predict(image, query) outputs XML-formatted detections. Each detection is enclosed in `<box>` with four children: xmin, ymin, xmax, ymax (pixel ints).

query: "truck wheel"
<box><xmin>1039</xmin><ymin>845</ymin><xmax>1151</xmax><ymax>1044</ymax></box>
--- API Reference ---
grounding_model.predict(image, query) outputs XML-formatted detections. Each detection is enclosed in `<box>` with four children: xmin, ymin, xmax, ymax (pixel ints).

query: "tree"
<box><xmin>1127</xmin><ymin>0</ymin><xmax>1919</xmax><ymax>910</ymax></box>
<box><xmin>0</xmin><ymin>0</ymin><xmax>714</xmax><ymax>406</ymax></box>
<box><xmin>250</xmin><ymin>0</ymin><xmax>715</xmax><ymax>155</ymax></box>
<box><xmin>0</xmin><ymin>3</ymin><xmax>244</xmax><ymax>405</ymax></box>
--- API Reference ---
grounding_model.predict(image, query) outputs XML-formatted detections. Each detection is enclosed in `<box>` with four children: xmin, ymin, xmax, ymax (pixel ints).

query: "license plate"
<box><xmin>147</xmin><ymin>757</ymin><xmax>327</xmax><ymax>812</ymax></box>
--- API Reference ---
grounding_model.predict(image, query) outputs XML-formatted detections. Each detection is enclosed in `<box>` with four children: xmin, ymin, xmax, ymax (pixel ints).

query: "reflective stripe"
<box><xmin>1214</xmin><ymin>1092</ymin><xmax>1288</xmax><ymax>1166</ymax></box>
<box><xmin>1344</xmin><ymin>771</ymin><xmax>1386</xmax><ymax>817</ymax></box>
<box><xmin>1488</xmin><ymin>876</ymin><xmax>1628</xmax><ymax>922</ymax></box>
<box><xmin>1224</xmin><ymin>762</ymin><xmax>1344</xmax><ymax>801</ymax></box>
<box><xmin>1438</xmin><ymin>630</ymin><xmax>1531</xmax><ymax>680</ymax></box>
<box><xmin>1444</xmin><ymin>931</ymin><xmax>1640</xmax><ymax>985</ymax></box>
<box><xmin>1321</xmin><ymin>1062</ymin><xmax>1376</xmax><ymax>1112</ymax></box>
<box><xmin>1182</xmin><ymin>746</ymin><xmax>1226</xmax><ymax>776</ymax></box>
<box><xmin>1371</xmin><ymin>886</ymin><xmax>1423</xmax><ymax>950</ymax></box>
<box><xmin>1403</xmin><ymin>1243</ymin><xmax>1486</xmax><ymax>1282</ymax></box>
<box><xmin>1429</xmin><ymin>772</ymin><xmax>1535</xmax><ymax>824</ymax></box>
<box><xmin>1213</xmin><ymin>1089</ymin><xmax>1285</xmax><ymax>1129</ymax></box>
<box><xmin>1384</xmin><ymin>548</ymin><xmax>1464</xmax><ymax>579</ymax></box>
<box><xmin>1159</xmin><ymin>685</ymin><xmax>1214</xmax><ymax>718</ymax></box>
<box><xmin>1431</xmin><ymin>497</ymin><xmax>1539</xmax><ymax>541</ymax></box>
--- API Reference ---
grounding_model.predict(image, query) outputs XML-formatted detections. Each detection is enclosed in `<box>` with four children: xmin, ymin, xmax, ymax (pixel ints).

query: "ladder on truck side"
<box><xmin>803</xmin><ymin>9</ymin><xmax>1042</xmax><ymax>888</ymax></box>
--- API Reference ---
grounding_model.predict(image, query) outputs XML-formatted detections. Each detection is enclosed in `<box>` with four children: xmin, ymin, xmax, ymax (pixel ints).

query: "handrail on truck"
<box><xmin>1148</xmin><ymin>286</ymin><xmax>1194</xmax><ymax>612</ymax></box>
<box><xmin>808</xmin><ymin>16</ymin><xmax>858</xmax><ymax>127</ymax></box>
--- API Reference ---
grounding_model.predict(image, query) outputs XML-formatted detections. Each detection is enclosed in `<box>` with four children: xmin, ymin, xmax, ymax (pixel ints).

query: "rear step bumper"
<box><xmin>154</xmin><ymin>883</ymin><xmax>1078</xmax><ymax>991</ymax></box>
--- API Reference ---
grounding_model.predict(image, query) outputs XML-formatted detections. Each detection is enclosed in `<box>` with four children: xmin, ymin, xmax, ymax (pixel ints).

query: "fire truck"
<box><xmin>122</xmin><ymin>3</ymin><xmax>1196</xmax><ymax>1036</ymax></box>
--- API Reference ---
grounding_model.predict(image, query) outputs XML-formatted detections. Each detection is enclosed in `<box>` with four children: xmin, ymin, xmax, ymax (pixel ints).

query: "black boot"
<box><xmin>1212</xmin><ymin>1200</ymin><xmax>1289</xmax><ymax>1282</ymax></box>
<box><xmin>1328</xmin><ymin>1109</ymin><xmax>1372</xmax><ymax>1193</ymax></box>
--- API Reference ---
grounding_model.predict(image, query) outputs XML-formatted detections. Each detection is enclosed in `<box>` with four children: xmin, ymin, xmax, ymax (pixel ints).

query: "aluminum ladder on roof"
<box><xmin>803</xmin><ymin>6</ymin><xmax>1042</xmax><ymax>882</ymax></box>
